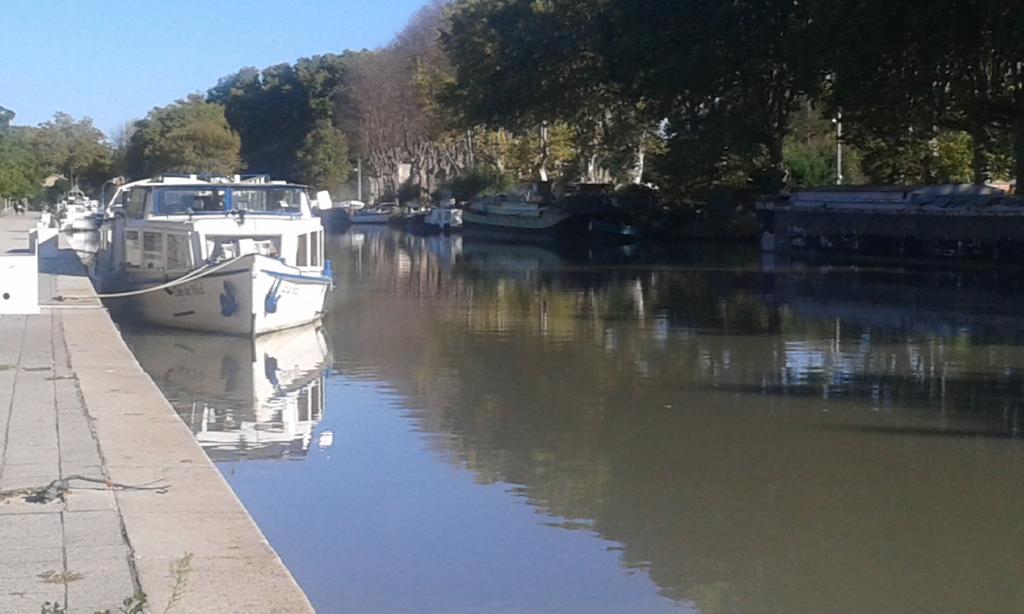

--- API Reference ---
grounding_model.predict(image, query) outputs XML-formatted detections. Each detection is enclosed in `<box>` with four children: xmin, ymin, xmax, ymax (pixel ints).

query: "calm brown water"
<box><xmin>124</xmin><ymin>228</ymin><xmax>1024</xmax><ymax>613</ymax></box>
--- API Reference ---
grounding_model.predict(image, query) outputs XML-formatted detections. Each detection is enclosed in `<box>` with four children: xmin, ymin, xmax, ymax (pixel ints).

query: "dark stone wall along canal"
<box><xmin>122</xmin><ymin>228</ymin><xmax>1024</xmax><ymax>613</ymax></box>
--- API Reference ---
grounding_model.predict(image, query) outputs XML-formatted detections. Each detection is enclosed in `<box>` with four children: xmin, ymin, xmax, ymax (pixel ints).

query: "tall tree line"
<box><xmin>437</xmin><ymin>0</ymin><xmax>1024</xmax><ymax>196</ymax></box>
<box><xmin>5</xmin><ymin>0</ymin><xmax>1022</xmax><ymax>205</ymax></box>
<box><xmin>0</xmin><ymin>106</ymin><xmax>111</xmax><ymax>203</ymax></box>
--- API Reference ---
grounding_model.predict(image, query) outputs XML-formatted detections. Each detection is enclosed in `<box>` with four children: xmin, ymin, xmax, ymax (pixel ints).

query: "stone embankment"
<box><xmin>0</xmin><ymin>213</ymin><xmax>313</xmax><ymax>613</ymax></box>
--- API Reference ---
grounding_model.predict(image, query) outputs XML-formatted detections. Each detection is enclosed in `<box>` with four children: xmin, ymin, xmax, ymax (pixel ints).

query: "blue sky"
<box><xmin>0</xmin><ymin>0</ymin><xmax>429</xmax><ymax>135</ymax></box>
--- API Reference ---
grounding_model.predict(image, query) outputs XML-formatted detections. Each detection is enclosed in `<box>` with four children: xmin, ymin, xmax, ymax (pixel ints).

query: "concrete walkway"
<box><xmin>0</xmin><ymin>213</ymin><xmax>313</xmax><ymax>613</ymax></box>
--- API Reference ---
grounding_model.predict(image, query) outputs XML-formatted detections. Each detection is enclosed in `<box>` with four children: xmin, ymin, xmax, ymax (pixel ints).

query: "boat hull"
<box><xmin>462</xmin><ymin>208</ymin><xmax>587</xmax><ymax>240</ymax></box>
<box><xmin>350</xmin><ymin>213</ymin><xmax>392</xmax><ymax>224</ymax></box>
<box><xmin>113</xmin><ymin>254</ymin><xmax>329</xmax><ymax>336</ymax></box>
<box><xmin>69</xmin><ymin>217</ymin><xmax>100</xmax><ymax>231</ymax></box>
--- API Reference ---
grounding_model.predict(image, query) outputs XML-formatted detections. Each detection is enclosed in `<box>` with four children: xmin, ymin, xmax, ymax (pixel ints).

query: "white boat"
<box><xmin>338</xmin><ymin>199</ymin><xmax>365</xmax><ymax>211</ymax></box>
<box><xmin>424</xmin><ymin>207</ymin><xmax>463</xmax><ymax>232</ymax></box>
<box><xmin>57</xmin><ymin>185</ymin><xmax>101</xmax><ymax>231</ymax></box>
<box><xmin>123</xmin><ymin>323</ymin><xmax>330</xmax><ymax>462</ymax></box>
<box><xmin>96</xmin><ymin>174</ymin><xmax>333</xmax><ymax>336</ymax></box>
<box><xmin>350</xmin><ymin>203</ymin><xmax>397</xmax><ymax>224</ymax></box>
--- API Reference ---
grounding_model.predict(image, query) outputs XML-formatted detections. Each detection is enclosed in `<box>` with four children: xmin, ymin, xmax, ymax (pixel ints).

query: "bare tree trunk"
<box><xmin>632</xmin><ymin>138</ymin><xmax>646</xmax><ymax>185</ymax></box>
<box><xmin>766</xmin><ymin>136</ymin><xmax>786</xmax><ymax>194</ymax></box>
<box><xmin>971</xmin><ymin>126</ymin><xmax>991</xmax><ymax>185</ymax></box>
<box><xmin>586</xmin><ymin>153</ymin><xmax>599</xmax><ymax>183</ymax></box>
<box><xmin>536</xmin><ymin>123</ymin><xmax>550</xmax><ymax>183</ymax></box>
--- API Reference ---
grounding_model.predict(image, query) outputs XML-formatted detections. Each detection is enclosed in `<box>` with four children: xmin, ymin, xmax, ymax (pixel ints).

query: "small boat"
<box><xmin>95</xmin><ymin>174</ymin><xmax>333</xmax><ymax>336</ymax></box>
<box><xmin>424</xmin><ymin>207</ymin><xmax>463</xmax><ymax>233</ymax></box>
<box><xmin>338</xmin><ymin>200</ymin><xmax>365</xmax><ymax>212</ymax></box>
<box><xmin>57</xmin><ymin>185</ymin><xmax>101</xmax><ymax>232</ymax></box>
<box><xmin>350</xmin><ymin>202</ymin><xmax>398</xmax><ymax>224</ymax></box>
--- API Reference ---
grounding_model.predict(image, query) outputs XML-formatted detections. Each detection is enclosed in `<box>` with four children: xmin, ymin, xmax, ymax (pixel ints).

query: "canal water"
<box><xmin>120</xmin><ymin>228</ymin><xmax>1024</xmax><ymax>613</ymax></box>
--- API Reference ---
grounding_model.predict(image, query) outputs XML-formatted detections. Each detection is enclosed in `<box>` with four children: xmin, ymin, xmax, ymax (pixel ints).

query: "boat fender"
<box><xmin>220</xmin><ymin>281</ymin><xmax>239</xmax><ymax>317</ymax></box>
<box><xmin>265</xmin><ymin>279</ymin><xmax>282</xmax><ymax>314</ymax></box>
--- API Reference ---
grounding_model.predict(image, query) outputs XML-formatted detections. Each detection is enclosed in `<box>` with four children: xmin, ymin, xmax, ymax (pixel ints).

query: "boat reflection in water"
<box><xmin>122</xmin><ymin>323</ymin><xmax>329</xmax><ymax>462</ymax></box>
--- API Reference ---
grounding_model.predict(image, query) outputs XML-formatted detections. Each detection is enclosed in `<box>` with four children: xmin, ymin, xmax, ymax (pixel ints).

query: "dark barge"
<box><xmin>757</xmin><ymin>185</ymin><xmax>1024</xmax><ymax>263</ymax></box>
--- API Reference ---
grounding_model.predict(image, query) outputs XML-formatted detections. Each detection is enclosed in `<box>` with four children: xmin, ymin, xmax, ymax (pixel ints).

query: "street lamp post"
<box><xmin>833</xmin><ymin>111</ymin><xmax>843</xmax><ymax>185</ymax></box>
<box><xmin>100</xmin><ymin>176</ymin><xmax>126</xmax><ymax>212</ymax></box>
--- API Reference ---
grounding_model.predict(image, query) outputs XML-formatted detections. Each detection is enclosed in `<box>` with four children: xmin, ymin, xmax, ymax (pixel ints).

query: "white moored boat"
<box><xmin>96</xmin><ymin>174</ymin><xmax>333</xmax><ymax>336</ymax></box>
<box><xmin>57</xmin><ymin>185</ymin><xmax>101</xmax><ymax>231</ymax></box>
<box><xmin>425</xmin><ymin>207</ymin><xmax>463</xmax><ymax>232</ymax></box>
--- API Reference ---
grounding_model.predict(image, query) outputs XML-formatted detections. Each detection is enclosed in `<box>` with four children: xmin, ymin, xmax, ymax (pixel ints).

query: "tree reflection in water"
<box><xmin>324</xmin><ymin>228</ymin><xmax>1024</xmax><ymax>613</ymax></box>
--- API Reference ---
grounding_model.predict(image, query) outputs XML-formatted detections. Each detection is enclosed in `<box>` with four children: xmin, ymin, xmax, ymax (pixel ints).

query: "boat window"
<box><xmin>233</xmin><ymin>188</ymin><xmax>302</xmax><ymax>213</ymax></box>
<box><xmin>310</xmin><ymin>231</ymin><xmax>320</xmax><ymax>267</ymax></box>
<box><xmin>125</xmin><ymin>188</ymin><xmax>149</xmax><ymax>219</ymax></box>
<box><xmin>166</xmin><ymin>234</ymin><xmax>192</xmax><ymax>271</ymax></box>
<box><xmin>311</xmin><ymin>379</ymin><xmax>323</xmax><ymax>420</ymax></box>
<box><xmin>298</xmin><ymin>387</ymin><xmax>311</xmax><ymax>422</ymax></box>
<box><xmin>125</xmin><ymin>231</ymin><xmax>141</xmax><ymax>266</ymax></box>
<box><xmin>143</xmin><ymin>232</ymin><xmax>163</xmax><ymax>269</ymax></box>
<box><xmin>157</xmin><ymin>189</ymin><xmax>227</xmax><ymax>214</ymax></box>
<box><xmin>206</xmin><ymin>238</ymin><xmax>240</xmax><ymax>262</ymax></box>
<box><xmin>297</xmin><ymin>234</ymin><xmax>308</xmax><ymax>267</ymax></box>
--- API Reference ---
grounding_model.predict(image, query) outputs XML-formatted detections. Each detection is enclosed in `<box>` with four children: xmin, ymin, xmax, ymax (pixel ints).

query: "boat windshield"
<box><xmin>232</xmin><ymin>187</ymin><xmax>303</xmax><ymax>213</ymax></box>
<box><xmin>157</xmin><ymin>188</ymin><xmax>228</xmax><ymax>214</ymax></box>
<box><xmin>152</xmin><ymin>186</ymin><xmax>304</xmax><ymax>215</ymax></box>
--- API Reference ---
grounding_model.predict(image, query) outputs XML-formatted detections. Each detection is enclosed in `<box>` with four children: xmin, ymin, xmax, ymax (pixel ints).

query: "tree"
<box><xmin>125</xmin><ymin>95</ymin><xmax>241</xmax><ymax>177</ymax></box>
<box><xmin>296</xmin><ymin>119</ymin><xmax>351</xmax><ymax>194</ymax></box>
<box><xmin>0</xmin><ymin>108</ymin><xmax>42</xmax><ymax>201</ymax></box>
<box><xmin>443</xmin><ymin>0</ymin><xmax>658</xmax><ymax>185</ymax></box>
<box><xmin>208</xmin><ymin>54</ymin><xmax>352</xmax><ymax>180</ymax></box>
<box><xmin>347</xmin><ymin>3</ymin><xmax>478</xmax><ymax>201</ymax></box>
<box><xmin>31</xmin><ymin>112</ymin><xmax>111</xmax><ymax>192</ymax></box>
<box><xmin>820</xmin><ymin>0</ymin><xmax>1024</xmax><ymax>185</ymax></box>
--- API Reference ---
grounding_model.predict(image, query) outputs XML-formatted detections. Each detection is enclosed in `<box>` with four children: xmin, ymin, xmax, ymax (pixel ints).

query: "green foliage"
<box><xmin>94</xmin><ymin>592</ymin><xmax>147</xmax><ymax>614</ymax></box>
<box><xmin>208</xmin><ymin>54</ymin><xmax>352</xmax><ymax>180</ymax></box>
<box><xmin>39</xmin><ymin>585</ymin><xmax>149</xmax><ymax>613</ymax></box>
<box><xmin>30</xmin><ymin>112</ymin><xmax>111</xmax><ymax>192</ymax></box>
<box><xmin>445</xmin><ymin>165</ymin><xmax>515</xmax><ymax>202</ymax></box>
<box><xmin>296</xmin><ymin>119</ymin><xmax>350</xmax><ymax>194</ymax></box>
<box><xmin>819</xmin><ymin>0</ymin><xmax>1024</xmax><ymax>184</ymax></box>
<box><xmin>125</xmin><ymin>95</ymin><xmax>241</xmax><ymax>177</ymax></box>
<box><xmin>785</xmin><ymin>144</ymin><xmax>834</xmax><ymax>188</ymax></box>
<box><xmin>442</xmin><ymin>0</ymin><xmax>659</xmax><ymax>185</ymax></box>
<box><xmin>0</xmin><ymin>106</ymin><xmax>13</xmax><ymax>130</ymax></box>
<box><xmin>857</xmin><ymin>131</ymin><xmax>974</xmax><ymax>185</ymax></box>
<box><xmin>162</xmin><ymin>552</ymin><xmax>193</xmax><ymax>613</ymax></box>
<box><xmin>0</xmin><ymin>128</ymin><xmax>43</xmax><ymax>200</ymax></box>
<box><xmin>439</xmin><ymin>0</ymin><xmax>1024</xmax><ymax>193</ymax></box>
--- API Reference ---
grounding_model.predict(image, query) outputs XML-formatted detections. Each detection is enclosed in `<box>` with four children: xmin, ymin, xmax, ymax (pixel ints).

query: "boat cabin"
<box><xmin>102</xmin><ymin>175</ymin><xmax>327</xmax><ymax>281</ymax></box>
